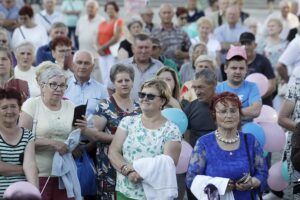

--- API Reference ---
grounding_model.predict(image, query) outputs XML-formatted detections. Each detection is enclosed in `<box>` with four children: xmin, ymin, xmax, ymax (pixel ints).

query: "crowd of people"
<box><xmin>1</xmin><ymin>0</ymin><xmax>300</xmax><ymax>199</ymax></box>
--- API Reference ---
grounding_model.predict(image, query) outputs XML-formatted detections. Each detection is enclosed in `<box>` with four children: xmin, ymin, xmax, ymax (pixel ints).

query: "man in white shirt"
<box><xmin>76</xmin><ymin>0</ymin><xmax>103</xmax><ymax>59</ymax></box>
<box><xmin>35</xmin><ymin>0</ymin><xmax>64</xmax><ymax>33</ymax></box>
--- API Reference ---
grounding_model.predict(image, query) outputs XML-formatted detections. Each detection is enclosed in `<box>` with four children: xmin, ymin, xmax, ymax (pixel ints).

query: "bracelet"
<box><xmin>127</xmin><ymin>170</ymin><xmax>135</xmax><ymax>176</ymax></box>
<box><xmin>120</xmin><ymin>164</ymin><xmax>128</xmax><ymax>176</ymax></box>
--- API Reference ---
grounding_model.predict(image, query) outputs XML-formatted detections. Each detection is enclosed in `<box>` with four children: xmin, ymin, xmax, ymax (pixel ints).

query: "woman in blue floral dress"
<box><xmin>81</xmin><ymin>64</ymin><xmax>140</xmax><ymax>200</ymax></box>
<box><xmin>186</xmin><ymin>92</ymin><xmax>268</xmax><ymax>200</ymax></box>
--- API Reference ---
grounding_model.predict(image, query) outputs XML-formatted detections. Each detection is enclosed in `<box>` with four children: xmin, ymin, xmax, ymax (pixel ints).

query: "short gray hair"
<box><xmin>110</xmin><ymin>63</ymin><xmax>135</xmax><ymax>82</ymax></box>
<box><xmin>39</xmin><ymin>65</ymin><xmax>67</xmax><ymax>84</ymax></box>
<box><xmin>73</xmin><ymin>50</ymin><xmax>95</xmax><ymax>65</ymax></box>
<box><xmin>195</xmin><ymin>68</ymin><xmax>217</xmax><ymax>86</ymax></box>
<box><xmin>14</xmin><ymin>41</ymin><xmax>35</xmax><ymax>55</ymax></box>
<box><xmin>86</xmin><ymin>0</ymin><xmax>98</xmax><ymax>8</ymax></box>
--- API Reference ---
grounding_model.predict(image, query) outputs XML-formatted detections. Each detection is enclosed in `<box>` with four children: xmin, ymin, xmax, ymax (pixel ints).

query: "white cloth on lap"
<box><xmin>133</xmin><ymin>154</ymin><xmax>178</xmax><ymax>200</ymax></box>
<box><xmin>191</xmin><ymin>175</ymin><xmax>235</xmax><ymax>200</ymax></box>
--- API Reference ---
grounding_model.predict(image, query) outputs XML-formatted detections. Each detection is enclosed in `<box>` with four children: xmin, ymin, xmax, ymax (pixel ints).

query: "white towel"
<box><xmin>191</xmin><ymin>175</ymin><xmax>235</xmax><ymax>200</ymax></box>
<box><xmin>133</xmin><ymin>155</ymin><xmax>178</xmax><ymax>200</ymax></box>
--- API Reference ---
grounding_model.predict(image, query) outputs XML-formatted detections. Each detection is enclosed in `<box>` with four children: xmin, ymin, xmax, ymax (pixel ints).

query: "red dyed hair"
<box><xmin>19</xmin><ymin>5</ymin><xmax>34</xmax><ymax>18</ymax></box>
<box><xmin>176</xmin><ymin>7</ymin><xmax>188</xmax><ymax>17</ymax></box>
<box><xmin>50</xmin><ymin>36</ymin><xmax>72</xmax><ymax>51</ymax></box>
<box><xmin>0</xmin><ymin>87</ymin><xmax>23</xmax><ymax>107</ymax></box>
<box><xmin>210</xmin><ymin>92</ymin><xmax>242</xmax><ymax>120</ymax></box>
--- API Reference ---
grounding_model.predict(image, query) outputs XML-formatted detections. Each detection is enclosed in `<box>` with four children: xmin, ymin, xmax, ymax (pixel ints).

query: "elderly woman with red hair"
<box><xmin>186</xmin><ymin>92</ymin><xmax>268</xmax><ymax>200</ymax></box>
<box><xmin>12</xmin><ymin>5</ymin><xmax>48</xmax><ymax>53</ymax></box>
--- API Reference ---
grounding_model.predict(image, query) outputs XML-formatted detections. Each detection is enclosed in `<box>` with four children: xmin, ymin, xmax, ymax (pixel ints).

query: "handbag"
<box><xmin>244</xmin><ymin>134</ymin><xmax>263</xmax><ymax>200</ymax></box>
<box><xmin>75</xmin><ymin>148</ymin><xmax>97</xmax><ymax>196</ymax></box>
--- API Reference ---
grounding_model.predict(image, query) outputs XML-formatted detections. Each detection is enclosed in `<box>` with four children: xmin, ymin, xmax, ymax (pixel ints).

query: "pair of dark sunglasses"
<box><xmin>138</xmin><ymin>92</ymin><xmax>161</xmax><ymax>100</ymax></box>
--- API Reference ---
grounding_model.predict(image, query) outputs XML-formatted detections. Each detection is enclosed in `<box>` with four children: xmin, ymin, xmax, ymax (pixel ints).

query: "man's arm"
<box><xmin>241</xmin><ymin>102</ymin><xmax>262</xmax><ymax>120</ymax></box>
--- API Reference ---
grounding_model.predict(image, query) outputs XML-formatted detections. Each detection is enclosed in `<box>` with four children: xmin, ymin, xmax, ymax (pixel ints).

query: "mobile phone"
<box><xmin>72</xmin><ymin>104</ymin><xmax>87</xmax><ymax>126</ymax></box>
<box><xmin>236</xmin><ymin>173</ymin><xmax>250</xmax><ymax>184</ymax></box>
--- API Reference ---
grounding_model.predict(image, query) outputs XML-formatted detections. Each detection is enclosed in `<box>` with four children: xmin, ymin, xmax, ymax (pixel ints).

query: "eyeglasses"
<box><xmin>216</xmin><ymin>108</ymin><xmax>239</xmax><ymax>116</ymax></box>
<box><xmin>152</xmin><ymin>45</ymin><xmax>160</xmax><ymax>50</ymax></box>
<box><xmin>45</xmin><ymin>82</ymin><xmax>68</xmax><ymax>90</ymax></box>
<box><xmin>138</xmin><ymin>92</ymin><xmax>161</xmax><ymax>100</ymax></box>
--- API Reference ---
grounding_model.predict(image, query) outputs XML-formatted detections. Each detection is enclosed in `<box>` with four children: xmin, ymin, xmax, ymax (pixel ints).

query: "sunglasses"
<box><xmin>138</xmin><ymin>92</ymin><xmax>161</xmax><ymax>100</ymax></box>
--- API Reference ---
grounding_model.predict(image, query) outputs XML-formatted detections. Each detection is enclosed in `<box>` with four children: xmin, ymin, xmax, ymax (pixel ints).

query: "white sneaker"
<box><xmin>263</xmin><ymin>192</ymin><xmax>283</xmax><ymax>200</ymax></box>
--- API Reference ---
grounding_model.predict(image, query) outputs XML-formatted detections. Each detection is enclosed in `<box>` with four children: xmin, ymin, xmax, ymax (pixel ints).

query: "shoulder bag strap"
<box><xmin>39</xmin><ymin>12</ymin><xmax>52</xmax><ymax>25</ymax></box>
<box><xmin>19</xmin><ymin>27</ymin><xmax>26</xmax><ymax>39</ymax></box>
<box><xmin>244</xmin><ymin>134</ymin><xmax>263</xmax><ymax>200</ymax></box>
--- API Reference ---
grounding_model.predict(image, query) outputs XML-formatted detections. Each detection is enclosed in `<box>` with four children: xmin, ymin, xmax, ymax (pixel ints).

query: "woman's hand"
<box><xmin>235</xmin><ymin>177</ymin><xmax>260</xmax><ymax>191</ymax></box>
<box><xmin>226</xmin><ymin>179</ymin><xmax>235</xmax><ymax>191</ymax></box>
<box><xmin>128</xmin><ymin>171</ymin><xmax>143</xmax><ymax>184</ymax></box>
<box><xmin>74</xmin><ymin>116</ymin><xmax>88</xmax><ymax>133</ymax></box>
<box><xmin>51</xmin><ymin>140</ymin><xmax>68</xmax><ymax>155</ymax></box>
<box><xmin>98</xmin><ymin>46</ymin><xmax>106</xmax><ymax>56</ymax></box>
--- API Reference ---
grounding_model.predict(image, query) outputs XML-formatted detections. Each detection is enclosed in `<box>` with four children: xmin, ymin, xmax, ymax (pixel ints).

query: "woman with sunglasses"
<box><xmin>19</xmin><ymin>65</ymin><xmax>76</xmax><ymax>200</ymax></box>
<box><xmin>108</xmin><ymin>78</ymin><xmax>181</xmax><ymax>200</ymax></box>
<box><xmin>186</xmin><ymin>92</ymin><xmax>267</xmax><ymax>200</ymax></box>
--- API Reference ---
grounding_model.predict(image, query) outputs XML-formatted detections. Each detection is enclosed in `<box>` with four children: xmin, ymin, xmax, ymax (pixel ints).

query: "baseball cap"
<box><xmin>239</xmin><ymin>32</ymin><xmax>256</xmax><ymax>44</ymax></box>
<box><xmin>226</xmin><ymin>45</ymin><xmax>247</xmax><ymax>60</ymax></box>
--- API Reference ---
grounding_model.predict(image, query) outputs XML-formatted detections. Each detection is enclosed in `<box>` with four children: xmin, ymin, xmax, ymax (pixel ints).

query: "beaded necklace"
<box><xmin>215</xmin><ymin>130</ymin><xmax>240</xmax><ymax>144</ymax></box>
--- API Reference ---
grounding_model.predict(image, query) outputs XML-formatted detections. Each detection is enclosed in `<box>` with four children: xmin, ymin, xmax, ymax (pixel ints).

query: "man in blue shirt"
<box><xmin>216</xmin><ymin>45</ymin><xmax>262</xmax><ymax>121</ymax></box>
<box><xmin>64</xmin><ymin>49</ymin><xmax>108</xmax><ymax>117</ymax></box>
<box><xmin>36</xmin><ymin>22</ymin><xmax>68</xmax><ymax>65</ymax></box>
<box><xmin>0</xmin><ymin>0</ymin><xmax>20</xmax><ymax>34</ymax></box>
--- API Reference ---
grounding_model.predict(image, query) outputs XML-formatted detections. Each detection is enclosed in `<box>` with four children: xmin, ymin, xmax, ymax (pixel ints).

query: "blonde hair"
<box><xmin>156</xmin><ymin>67</ymin><xmax>180</xmax><ymax>100</ymax></box>
<box><xmin>267</xmin><ymin>18</ymin><xmax>283</xmax><ymax>33</ymax></box>
<box><xmin>140</xmin><ymin>78</ymin><xmax>171</xmax><ymax>108</ymax></box>
<box><xmin>197</xmin><ymin>17</ymin><xmax>213</xmax><ymax>29</ymax></box>
<box><xmin>35</xmin><ymin>61</ymin><xmax>60</xmax><ymax>84</ymax></box>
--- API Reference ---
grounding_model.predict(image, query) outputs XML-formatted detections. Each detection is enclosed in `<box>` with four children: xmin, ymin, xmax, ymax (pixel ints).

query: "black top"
<box><xmin>247</xmin><ymin>53</ymin><xmax>275</xmax><ymax>106</ymax></box>
<box><xmin>184</xmin><ymin>100</ymin><xmax>216</xmax><ymax>147</ymax></box>
<box><xmin>118</xmin><ymin>39</ymin><xmax>133</xmax><ymax>58</ymax></box>
<box><xmin>187</xmin><ymin>8</ymin><xmax>205</xmax><ymax>23</ymax></box>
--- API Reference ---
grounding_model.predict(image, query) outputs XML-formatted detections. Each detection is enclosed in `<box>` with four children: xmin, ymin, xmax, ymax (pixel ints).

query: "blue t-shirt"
<box><xmin>216</xmin><ymin>81</ymin><xmax>261</xmax><ymax>108</ymax></box>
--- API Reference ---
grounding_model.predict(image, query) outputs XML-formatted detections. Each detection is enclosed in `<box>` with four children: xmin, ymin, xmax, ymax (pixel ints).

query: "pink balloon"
<box><xmin>176</xmin><ymin>140</ymin><xmax>193</xmax><ymax>174</ymax></box>
<box><xmin>246</xmin><ymin>73</ymin><xmax>268</xmax><ymax>96</ymax></box>
<box><xmin>254</xmin><ymin>105</ymin><xmax>278</xmax><ymax>123</ymax></box>
<box><xmin>259</xmin><ymin>122</ymin><xmax>286</xmax><ymax>152</ymax></box>
<box><xmin>4</xmin><ymin>181</ymin><xmax>41</xmax><ymax>199</ymax></box>
<box><xmin>268</xmin><ymin>161</ymin><xmax>288</xmax><ymax>191</ymax></box>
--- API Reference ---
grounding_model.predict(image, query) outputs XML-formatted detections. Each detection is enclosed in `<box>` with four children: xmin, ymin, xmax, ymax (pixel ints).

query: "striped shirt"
<box><xmin>0</xmin><ymin>128</ymin><xmax>34</xmax><ymax>198</ymax></box>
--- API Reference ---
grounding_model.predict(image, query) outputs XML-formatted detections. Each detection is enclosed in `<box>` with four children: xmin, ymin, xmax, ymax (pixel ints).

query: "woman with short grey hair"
<box><xmin>19</xmin><ymin>66</ymin><xmax>76</xmax><ymax>200</ymax></box>
<box><xmin>14</xmin><ymin>42</ymin><xmax>40</xmax><ymax>97</ymax></box>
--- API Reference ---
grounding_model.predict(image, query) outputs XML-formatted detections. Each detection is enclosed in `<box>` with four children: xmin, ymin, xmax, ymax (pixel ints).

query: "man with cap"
<box><xmin>216</xmin><ymin>45</ymin><xmax>262</xmax><ymax>122</ymax></box>
<box><xmin>239</xmin><ymin>31</ymin><xmax>276</xmax><ymax>107</ymax></box>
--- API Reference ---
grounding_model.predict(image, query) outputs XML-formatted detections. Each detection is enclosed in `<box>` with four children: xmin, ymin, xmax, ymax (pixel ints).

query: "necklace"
<box><xmin>215</xmin><ymin>130</ymin><xmax>240</xmax><ymax>144</ymax></box>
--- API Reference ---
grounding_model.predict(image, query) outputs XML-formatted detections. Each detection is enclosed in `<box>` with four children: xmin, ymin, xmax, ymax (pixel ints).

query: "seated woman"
<box><xmin>181</xmin><ymin>54</ymin><xmax>216</xmax><ymax>103</ymax></box>
<box><xmin>0</xmin><ymin>88</ymin><xmax>38</xmax><ymax>198</ymax></box>
<box><xmin>156</xmin><ymin>67</ymin><xmax>181</xmax><ymax>109</ymax></box>
<box><xmin>117</xmin><ymin>19</ymin><xmax>143</xmax><ymax>60</ymax></box>
<box><xmin>186</xmin><ymin>92</ymin><xmax>268</xmax><ymax>200</ymax></box>
<box><xmin>14</xmin><ymin>42</ymin><xmax>40</xmax><ymax>97</ymax></box>
<box><xmin>179</xmin><ymin>42</ymin><xmax>207</xmax><ymax>84</ymax></box>
<box><xmin>11</xmin><ymin>5</ymin><xmax>48</xmax><ymax>53</ymax></box>
<box><xmin>0</xmin><ymin>47</ymin><xmax>29</xmax><ymax>101</ymax></box>
<box><xmin>108</xmin><ymin>79</ymin><xmax>181</xmax><ymax>200</ymax></box>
